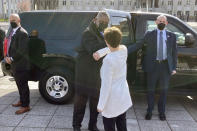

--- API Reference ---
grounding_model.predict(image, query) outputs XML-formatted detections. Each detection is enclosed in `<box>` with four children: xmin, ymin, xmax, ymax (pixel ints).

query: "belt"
<box><xmin>156</xmin><ymin>59</ymin><xmax>167</xmax><ymax>64</ymax></box>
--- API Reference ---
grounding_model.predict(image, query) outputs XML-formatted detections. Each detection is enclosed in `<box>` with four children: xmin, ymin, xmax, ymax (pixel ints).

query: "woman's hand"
<box><xmin>93</xmin><ymin>52</ymin><xmax>101</xmax><ymax>61</ymax></box>
<box><xmin>97</xmin><ymin>108</ymin><xmax>102</xmax><ymax>113</ymax></box>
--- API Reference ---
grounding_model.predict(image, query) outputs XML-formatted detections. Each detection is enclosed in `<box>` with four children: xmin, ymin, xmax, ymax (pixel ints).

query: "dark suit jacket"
<box><xmin>0</xmin><ymin>28</ymin><xmax>5</xmax><ymax>60</ymax></box>
<box><xmin>75</xmin><ymin>21</ymin><xmax>106</xmax><ymax>96</ymax></box>
<box><xmin>128</xmin><ymin>29</ymin><xmax>177</xmax><ymax>74</ymax></box>
<box><xmin>28</xmin><ymin>36</ymin><xmax>46</xmax><ymax>67</ymax></box>
<box><xmin>9</xmin><ymin>27</ymin><xmax>30</xmax><ymax>71</ymax></box>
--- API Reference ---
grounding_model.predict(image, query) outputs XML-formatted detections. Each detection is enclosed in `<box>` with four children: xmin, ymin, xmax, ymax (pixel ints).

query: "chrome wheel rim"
<box><xmin>46</xmin><ymin>75</ymin><xmax>69</xmax><ymax>99</ymax></box>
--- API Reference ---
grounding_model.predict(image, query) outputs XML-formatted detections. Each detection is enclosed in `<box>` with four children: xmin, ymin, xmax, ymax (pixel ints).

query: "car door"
<box><xmin>105</xmin><ymin>9</ymin><xmax>136</xmax><ymax>85</ymax></box>
<box><xmin>145</xmin><ymin>17</ymin><xmax>197</xmax><ymax>90</ymax></box>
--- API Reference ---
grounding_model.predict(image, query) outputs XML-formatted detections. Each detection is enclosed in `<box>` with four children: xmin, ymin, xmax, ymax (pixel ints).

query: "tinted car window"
<box><xmin>110</xmin><ymin>17</ymin><xmax>131</xmax><ymax>45</ymax></box>
<box><xmin>146</xmin><ymin>20</ymin><xmax>185</xmax><ymax>46</ymax></box>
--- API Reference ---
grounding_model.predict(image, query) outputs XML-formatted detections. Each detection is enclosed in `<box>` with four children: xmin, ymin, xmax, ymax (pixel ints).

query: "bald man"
<box><xmin>128</xmin><ymin>15</ymin><xmax>177</xmax><ymax>121</ymax></box>
<box><xmin>73</xmin><ymin>11</ymin><xmax>109</xmax><ymax>131</ymax></box>
<box><xmin>5</xmin><ymin>14</ymin><xmax>30</xmax><ymax>114</ymax></box>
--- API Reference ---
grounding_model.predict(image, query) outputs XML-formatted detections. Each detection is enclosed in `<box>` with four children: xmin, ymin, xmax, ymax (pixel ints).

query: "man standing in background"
<box><xmin>128</xmin><ymin>15</ymin><xmax>177</xmax><ymax>121</ymax></box>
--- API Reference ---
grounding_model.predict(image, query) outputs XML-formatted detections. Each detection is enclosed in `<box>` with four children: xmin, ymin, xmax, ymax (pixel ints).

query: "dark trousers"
<box><xmin>103</xmin><ymin>112</ymin><xmax>127</xmax><ymax>131</ymax></box>
<box><xmin>72</xmin><ymin>93</ymin><xmax>99</xmax><ymax>129</ymax></box>
<box><xmin>147</xmin><ymin>61</ymin><xmax>171</xmax><ymax>114</ymax></box>
<box><xmin>13</xmin><ymin>70</ymin><xmax>30</xmax><ymax>107</ymax></box>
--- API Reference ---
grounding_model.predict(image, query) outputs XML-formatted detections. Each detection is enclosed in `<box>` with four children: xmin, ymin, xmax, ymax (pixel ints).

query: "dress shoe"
<box><xmin>88</xmin><ymin>125</ymin><xmax>99</xmax><ymax>131</ymax></box>
<box><xmin>12</xmin><ymin>101</ymin><xmax>22</xmax><ymax>107</ymax></box>
<box><xmin>73</xmin><ymin>127</ymin><xmax>81</xmax><ymax>131</ymax></box>
<box><xmin>159</xmin><ymin>113</ymin><xmax>166</xmax><ymax>121</ymax></box>
<box><xmin>15</xmin><ymin>106</ymin><xmax>30</xmax><ymax>115</ymax></box>
<box><xmin>145</xmin><ymin>112</ymin><xmax>152</xmax><ymax>120</ymax></box>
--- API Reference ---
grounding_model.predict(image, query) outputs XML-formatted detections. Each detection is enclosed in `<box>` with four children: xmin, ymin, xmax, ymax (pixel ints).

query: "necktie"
<box><xmin>4</xmin><ymin>30</ymin><xmax>13</xmax><ymax>57</ymax></box>
<box><xmin>158</xmin><ymin>31</ymin><xmax>163</xmax><ymax>60</ymax></box>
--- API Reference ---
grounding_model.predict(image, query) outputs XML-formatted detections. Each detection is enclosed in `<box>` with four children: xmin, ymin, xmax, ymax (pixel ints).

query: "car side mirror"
<box><xmin>185</xmin><ymin>33</ymin><xmax>195</xmax><ymax>47</ymax></box>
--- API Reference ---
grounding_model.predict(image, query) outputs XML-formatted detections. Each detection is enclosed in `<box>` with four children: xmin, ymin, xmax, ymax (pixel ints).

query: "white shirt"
<box><xmin>157</xmin><ymin>29</ymin><xmax>167</xmax><ymax>60</ymax></box>
<box><xmin>8</xmin><ymin>26</ymin><xmax>20</xmax><ymax>59</ymax></box>
<box><xmin>97</xmin><ymin>45</ymin><xmax>132</xmax><ymax>118</ymax></box>
<box><xmin>12</xmin><ymin>26</ymin><xmax>20</xmax><ymax>36</ymax></box>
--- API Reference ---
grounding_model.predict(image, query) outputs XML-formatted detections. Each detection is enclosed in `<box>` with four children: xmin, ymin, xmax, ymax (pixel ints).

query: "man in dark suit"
<box><xmin>4</xmin><ymin>14</ymin><xmax>30</xmax><ymax>114</ymax></box>
<box><xmin>0</xmin><ymin>27</ymin><xmax>5</xmax><ymax>61</ymax></box>
<box><xmin>128</xmin><ymin>15</ymin><xmax>177</xmax><ymax>121</ymax></box>
<box><xmin>72</xmin><ymin>11</ymin><xmax>109</xmax><ymax>131</ymax></box>
<box><xmin>28</xmin><ymin>30</ymin><xmax>46</xmax><ymax>80</ymax></box>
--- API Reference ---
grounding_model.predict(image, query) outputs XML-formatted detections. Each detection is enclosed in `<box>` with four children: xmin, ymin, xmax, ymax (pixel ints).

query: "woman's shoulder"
<box><xmin>120</xmin><ymin>45</ymin><xmax>127</xmax><ymax>50</ymax></box>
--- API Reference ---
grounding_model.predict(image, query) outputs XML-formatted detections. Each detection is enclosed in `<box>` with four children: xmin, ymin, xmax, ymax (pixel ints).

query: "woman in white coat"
<box><xmin>93</xmin><ymin>27</ymin><xmax>132</xmax><ymax>131</ymax></box>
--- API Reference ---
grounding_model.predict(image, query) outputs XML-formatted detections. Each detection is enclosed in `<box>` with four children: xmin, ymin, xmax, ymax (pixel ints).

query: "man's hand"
<box><xmin>5</xmin><ymin>57</ymin><xmax>12</xmax><ymax>64</ymax></box>
<box><xmin>93</xmin><ymin>52</ymin><xmax>101</xmax><ymax>61</ymax></box>
<box><xmin>97</xmin><ymin>108</ymin><xmax>102</xmax><ymax>113</ymax></box>
<box><xmin>171</xmin><ymin>70</ymin><xmax>176</xmax><ymax>75</ymax></box>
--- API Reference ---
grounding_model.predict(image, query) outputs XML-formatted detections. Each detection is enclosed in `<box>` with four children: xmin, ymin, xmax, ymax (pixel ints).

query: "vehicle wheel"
<box><xmin>39</xmin><ymin>67</ymin><xmax>74</xmax><ymax>104</ymax></box>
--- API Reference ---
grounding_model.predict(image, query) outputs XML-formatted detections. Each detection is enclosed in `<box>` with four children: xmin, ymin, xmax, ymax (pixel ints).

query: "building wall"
<box><xmin>56</xmin><ymin>0</ymin><xmax>197</xmax><ymax>21</ymax></box>
<box><xmin>0</xmin><ymin>0</ymin><xmax>32</xmax><ymax>19</ymax></box>
<box><xmin>32</xmin><ymin>0</ymin><xmax>59</xmax><ymax>10</ymax></box>
<box><xmin>2</xmin><ymin>0</ymin><xmax>197</xmax><ymax>21</ymax></box>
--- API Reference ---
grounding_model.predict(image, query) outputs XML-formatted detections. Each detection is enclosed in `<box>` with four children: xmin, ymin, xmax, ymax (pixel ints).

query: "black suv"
<box><xmin>1</xmin><ymin>9</ymin><xmax>197</xmax><ymax>104</ymax></box>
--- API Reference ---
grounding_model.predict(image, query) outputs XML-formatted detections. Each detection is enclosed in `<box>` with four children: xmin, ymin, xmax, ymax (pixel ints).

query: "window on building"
<box><xmin>168</xmin><ymin>1</ymin><xmax>173</xmax><ymax>5</ymax></box>
<box><xmin>161</xmin><ymin>0</ymin><xmax>164</xmax><ymax>6</ymax></box>
<box><xmin>178</xmin><ymin>1</ymin><xmax>182</xmax><ymax>5</ymax></box>
<box><xmin>186</xmin><ymin>11</ymin><xmax>190</xmax><ymax>16</ymax></box>
<box><xmin>102</xmin><ymin>1</ymin><xmax>105</xmax><ymax>5</ymax></box>
<box><xmin>63</xmin><ymin>1</ymin><xmax>66</xmax><ymax>6</ymax></box>
<box><xmin>177</xmin><ymin>11</ymin><xmax>183</xmax><ymax>19</ymax></box>
<box><xmin>94</xmin><ymin>1</ymin><xmax>98</xmax><ymax>6</ymax></box>
<box><xmin>195</xmin><ymin>0</ymin><xmax>197</xmax><ymax>5</ymax></box>
<box><xmin>154</xmin><ymin>0</ymin><xmax>159</xmax><ymax>8</ymax></box>
<box><xmin>186</xmin><ymin>0</ymin><xmax>190</xmax><ymax>5</ymax></box>
<box><xmin>119</xmin><ymin>1</ymin><xmax>123</xmax><ymax>5</ymax></box>
<box><xmin>127</xmin><ymin>1</ymin><xmax>132</xmax><ymax>6</ymax></box>
<box><xmin>168</xmin><ymin>11</ymin><xmax>172</xmax><ymax>14</ymax></box>
<box><xmin>110</xmin><ymin>1</ymin><xmax>114</xmax><ymax>6</ymax></box>
<box><xmin>143</xmin><ymin>2</ymin><xmax>147</xmax><ymax>8</ymax></box>
<box><xmin>70</xmin><ymin>1</ymin><xmax>74</xmax><ymax>6</ymax></box>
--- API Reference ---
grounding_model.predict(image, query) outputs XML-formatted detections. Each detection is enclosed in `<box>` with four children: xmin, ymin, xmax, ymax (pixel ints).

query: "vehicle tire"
<box><xmin>39</xmin><ymin>67</ymin><xmax>74</xmax><ymax>104</ymax></box>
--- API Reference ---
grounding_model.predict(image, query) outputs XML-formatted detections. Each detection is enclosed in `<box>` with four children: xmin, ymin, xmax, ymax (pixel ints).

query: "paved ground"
<box><xmin>1</xmin><ymin>65</ymin><xmax>197</xmax><ymax>131</ymax></box>
<box><xmin>1</xmin><ymin>22</ymin><xmax>197</xmax><ymax>131</ymax></box>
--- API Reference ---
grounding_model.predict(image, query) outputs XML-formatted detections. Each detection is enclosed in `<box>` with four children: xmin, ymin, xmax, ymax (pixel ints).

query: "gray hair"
<box><xmin>96</xmin><ymin>11</ymin><xmax>109</xmax><ymax>20</ymax></box>
<box><xmin>157</xmin><ymin>15</ymin><xmax>167</xmax><ymax>21</ymax></box>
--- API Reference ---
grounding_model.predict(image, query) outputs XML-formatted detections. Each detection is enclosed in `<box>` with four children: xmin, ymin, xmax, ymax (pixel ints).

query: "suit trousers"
<box><xmin>72</xmin><ymin>93</ymin><xmax>99</xmax><ymax>128</ymax></box>
<box><xmin>147</xmin><ymin>61</ymin><xmax>171</xmax><ymax>114</ymax></box>
<box><xmin>103</xmin><ymin>112</ymin><xmax>127</xmax><ymax>131</ymax></box>
<box><xmin>13</xmin><ymin>70</ymin><xmax>30</xmax><ymax>107</ymax></box>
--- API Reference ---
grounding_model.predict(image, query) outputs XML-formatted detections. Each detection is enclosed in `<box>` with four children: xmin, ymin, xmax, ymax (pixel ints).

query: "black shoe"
<box><xmin>88</xmin><ymin>125</ymin><xmax>99</xmax><ymax>131</ymax></box>
<box><xmin>73</xmin><ymin>127</ymin><xmax>81</xmax><ymax>131</ymax></box>
<box><xmin>145</xmin><ymin>112</ymin><xmax>152</xmax><ymax>120</ymax></box>
<box><xmin>159</xmin><ymin>113</ymin><xmax>166</xmax><ymax>121</ymax></box>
